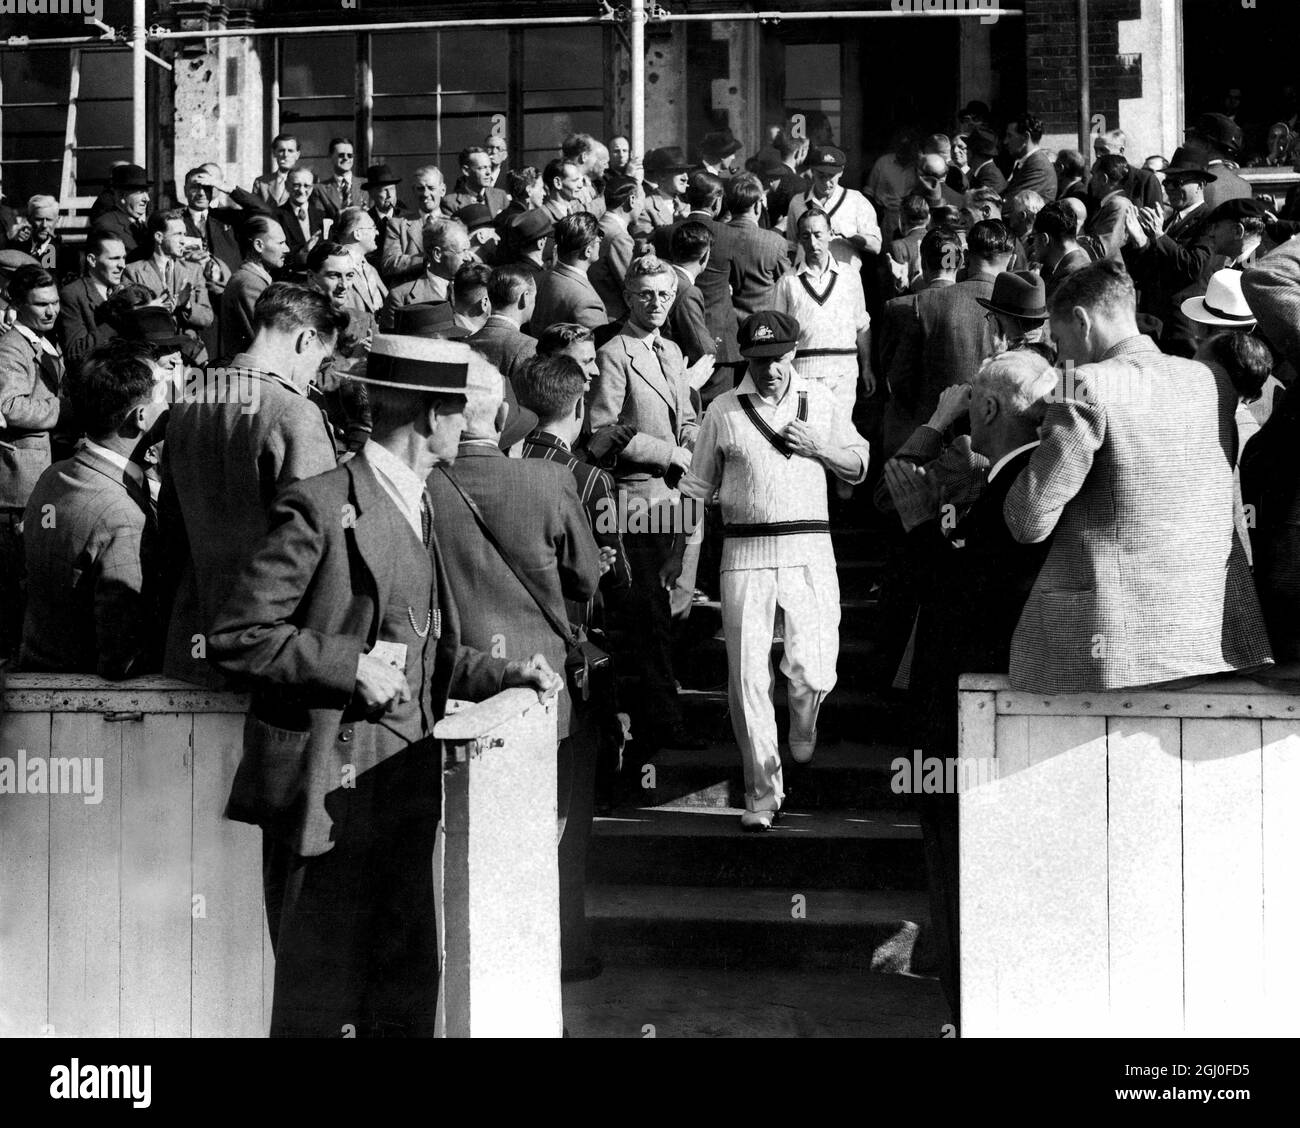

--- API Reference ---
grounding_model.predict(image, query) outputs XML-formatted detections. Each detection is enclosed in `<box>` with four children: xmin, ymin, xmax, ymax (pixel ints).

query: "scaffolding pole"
<box><xmin>132</xmin><ymin>0</ymin><xmax>146</xmax><ymax>166</ymax></box>
<box><xmin>630</xmin><ymin>0</ymin><xmax>647</xmax><ymax>161</ymax></box>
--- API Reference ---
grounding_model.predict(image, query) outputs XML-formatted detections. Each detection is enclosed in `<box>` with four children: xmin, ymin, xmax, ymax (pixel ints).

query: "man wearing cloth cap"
<box><xmin>773</xmin><ymin>209</ymin><xmax>874</xmax><ymax>427</ymax></box>
<box><xmin>785</xmin><ymin>146</ymin><xmax>882</xmax><ymax>271</ymax></box>
<box><xmin>208</xmin><ymin>334</ymin><xmax>561</xmax><ymax>1036</ymax></box>
<box><xmin>680</xmin><ymin>310</ymin><xmax>868</xmax><ymax>830</ymax></box>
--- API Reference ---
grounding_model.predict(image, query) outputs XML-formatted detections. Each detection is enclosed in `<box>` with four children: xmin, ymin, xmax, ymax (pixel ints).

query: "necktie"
<box><xmin>340</xmin><ymin>178</ymin><xmax>350</xmax><ymax>199</ymax></box>
<box><xmin>420</xmin><ymin>492</ymin><xmax>432</xmax><ymax>550</ymax></box>
<box><xmin>298</xmin><ymin>207</ymin><xmax>307</xmax><ymax>223</ymax></box>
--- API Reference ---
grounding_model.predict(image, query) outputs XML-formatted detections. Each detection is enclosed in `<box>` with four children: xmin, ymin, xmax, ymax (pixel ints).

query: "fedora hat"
<box><xmin>1181</xmin><ymin>269</ymin><xmax>1256</xmax><ymax>328</ymax></box>
<box><xmin>391</xmin><ymin>301</ymin><xmax>470</xmax><ymax>340</ymax></box>
<box><xmin>976</xmin><ymin>270</ymin><xmax>1049</xmax><ymax>322</ymax></box>
<box><xmin>1188</xmin><ymin>112</ymin><xmax>1244</xmax><ymax>158</ymax></box>
<box><xmin>454</xmin><ymin>202</ymin><xmax>497</xmax><ymax>233</ymax></box>
<box><xmin>116</xmin><ymin>303</ymin><xmax>192</xmax><ymax>353</ymax></box>
<box><xmin>643</xmin><ymin>146</ymin><xmax>692</xmax><ymax>175</ymax></box>
<box><xmin>700</xmin><ymin>131</ymin><xmax>742</xmax><ymax>163</ymax></box>
<box><xmin>109</xmin><ymin>164</ymin><xmax>153</xmax><ymax>190</ymax></box>
<box><xmin>966</xmin><ymin>124</ymin><xmax>999</xmax><ymax>160</ymax></box>
<box><xmin>1163</xmin><ymin>146</ymin><xmax>1213</xmax><ymax>184</ymax></box>
<box><xmin>506</xmin><ymin>208</ymin><xmax>554</xmax><ymax>244</ymax></box>
<box><xmin>348</xmin><ymin>334</ymin><xmax>474</xmax><ymax>394</ymax></box>
<box><xmin>361</xmin><ymin>163</ymin><xmax>402</xmax><ymax>189</ymax></box>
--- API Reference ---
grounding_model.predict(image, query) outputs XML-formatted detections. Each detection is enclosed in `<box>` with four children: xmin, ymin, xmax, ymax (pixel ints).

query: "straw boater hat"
<box><xmin>1181</xmin><ymin>269</ymin><xmax>1257</xmax><ymax>328</ymax></box>
<box><xmin>348</xmin><ymin>334</ymin><xmax>476</xmax><ymax>394</ymax></box>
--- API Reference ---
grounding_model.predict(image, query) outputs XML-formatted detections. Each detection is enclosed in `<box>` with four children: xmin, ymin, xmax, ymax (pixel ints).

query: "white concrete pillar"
<box><xmin>1116</xmin><ymin>0</ymin><xmax>1183</xmax><ymax>161</ymax></box>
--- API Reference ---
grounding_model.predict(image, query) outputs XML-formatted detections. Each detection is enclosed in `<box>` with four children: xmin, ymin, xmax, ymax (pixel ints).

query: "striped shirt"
<box><xmin>772</xmin><ymin>258</ymin><xmax>869</xmax><ymax>383</ymax></box>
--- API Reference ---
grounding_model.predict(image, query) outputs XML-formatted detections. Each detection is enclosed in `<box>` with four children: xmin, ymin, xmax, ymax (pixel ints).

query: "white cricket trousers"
<box><xmin>721</xmin><ymin>559</ymin><xmax>840</xmax><ymax>812</ymax></box>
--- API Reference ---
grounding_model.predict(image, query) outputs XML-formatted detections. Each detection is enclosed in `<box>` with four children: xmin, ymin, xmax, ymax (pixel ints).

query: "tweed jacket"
<box><xmin>160</xmin><ymin>363</ymin><xmax>339</xmax><ymax>688</ymax></box>
<box><xmin>590</xmin><ymin>211</ymin><xmax>635</xmax><ymax>320</ymax></box>
<box><xmin>591</xmin><ymin>325</ymin><xmax>699</xmax><ymax>502</ymax></box>
<box><xmin>532</xmin><ymin>263</ymin><xmax>607</xmax><ymax>334</ymax></box>
<box><xmin>0</xmin><ymin>326</ymin><xmax>65</xmax><ymax>508</ymax></box>
<box><xmin>1084</xmin><ymin>190</ymin><xmax>1131</xmax><ymax>262</ymax></box>
<box><xmin>426</xmin><ymin>444</ymin><xmax>601</xmax><ymax>739</ymax></box>
<box><xmin>887</xmin><ymin>273</ymin><xmax>997</xmax><ymax>425</ymax></box>
<box><xmin>56</xmin><ymin>276</ymin><xmax>115</xmax><ymax>369</ymax></box>
<box><xmin>1242</xmin><ymin>234</ymin><xmax>1300</xmax><ymax>376</ymax></box>
<box><xmin>1203</xmin><ymin>163</ymin><xmax>1253</xmax><ymax>212</ymax></box>
<box><xmin>378</xmin><ymin>213</ymin><xmax>433</xmax><ymax>284</ymax></box>
<box><xmin>347</xmin><ymin>255</ymin><xmax>388</xmax><ymax>316</ymax></box>
<box><xmin>442</xmin><ymin>185</ymin><xmax>510</xmax><ymax>218</ymax></box>
<box><xmin>207</xmin><ymin>455</ymin><xmax>509</xmax><ymax>857</ymax></box>
<box><xmin>466</xmin><ymin>315</ymin><xmax>538</xmax><ymax>389</ymax></box>
<box><xmin>721</xmin><ymin>217</ymin><xmax>791</xmax><ymax>317</ymax></box>
<box><xmin>642</xmin><ymin>188</ymin><xmax>686</xmax><ymax>230</ymax></box>
<box><xmin>378</xmin><ymin>271</ymin><xmax>450</xmax><ymax>331</ymax></box>
<box><xmin>122</xmin><ymin>256</ymin><xmax>215</xmax><ymax>332</ymax></box>
<box><xmin>20</xmin><ymin>446</ymin><xmax>159</xmax><ymax>679</ymax></box>
<box><xmin>217</xmin><ymin>261</ymin><xmax>272</xmax><ymax>362</ymax></box>
<box><xmin>252</xmin><ymin>172</ymin><xmax>290</xmax><ymax>207</ymax></box>
<box><xmin>1003</xmin><ymin>335</ymin><xmax>1272</xmax><ymax>692</ymax></box>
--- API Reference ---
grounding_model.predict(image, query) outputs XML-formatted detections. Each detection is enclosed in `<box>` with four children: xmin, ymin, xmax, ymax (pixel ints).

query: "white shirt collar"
<box><xmin>12</xmin><ymin>321</ymin><xmax>60</xmax><ymax>356</ymax></box>
<box><xmin>82</xmin><ymin>439</ymin><xmax>146</xmax><ymax>488</ymax></box>
<box><xmin>797</xmin><ymin>256</ymin><xmax>841</xmax><ymax>280</ymax></box>
<box><xmin>363</xmin><ymin>440</ymin><xmax>427</xmax><ymax>541</ymax></box>
<box><xmin>735</xmin><ymin>365</ymin><xmax>803</xmax><ymax>406</ymax></box>
<box><xmin>987</xmin><ymin>440</ymin><xmax>1040</xmax><ymax>484</ymax></box>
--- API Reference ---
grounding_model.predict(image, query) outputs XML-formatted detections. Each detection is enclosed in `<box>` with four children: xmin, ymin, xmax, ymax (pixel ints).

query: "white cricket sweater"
<box><xmin>680</xmin><ymin>370</ymin><xmax>870</xmax><ymax>571</ymax></box>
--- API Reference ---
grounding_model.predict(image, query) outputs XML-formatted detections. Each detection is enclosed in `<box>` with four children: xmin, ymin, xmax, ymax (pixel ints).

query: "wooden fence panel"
<box><xmin>47</xmin><ymin>714</ymin><xmax>122</xmax><ymax>1038</ymax></box>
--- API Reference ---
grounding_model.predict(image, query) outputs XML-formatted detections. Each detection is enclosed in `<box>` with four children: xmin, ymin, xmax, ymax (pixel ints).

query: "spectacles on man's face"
<box><xmin>629</xmin><ymin>288</ymin><xmax>674</xmax><ymax>306</ymax></box>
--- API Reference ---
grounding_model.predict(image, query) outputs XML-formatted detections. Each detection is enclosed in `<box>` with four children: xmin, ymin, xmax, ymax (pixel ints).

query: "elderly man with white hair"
<box><xmin>18</xmin><ymin>195</ymin><xmax>67</xmax><ymax>277</ymax></box>
<box><xmin>883</xmin><ymin>346</ymin><xmax>1059</xmax><ymax>1035</ymax></box>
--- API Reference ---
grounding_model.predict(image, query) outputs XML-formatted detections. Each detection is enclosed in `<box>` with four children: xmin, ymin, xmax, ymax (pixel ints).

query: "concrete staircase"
<box><xmin>590</xmin><ymin>516</ymin><xmax>937</xmax><ymax>980</ymax></box>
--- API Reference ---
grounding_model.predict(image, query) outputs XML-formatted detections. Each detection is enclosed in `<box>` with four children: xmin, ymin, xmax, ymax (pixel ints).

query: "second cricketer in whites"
<box><xmin>679</xmin><ymin>310</ymin><xmax>869</xmax><ymax>830</ymax></box>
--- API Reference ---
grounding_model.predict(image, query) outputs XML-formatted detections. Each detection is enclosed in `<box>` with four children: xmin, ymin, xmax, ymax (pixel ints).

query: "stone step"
<box><xmin>588</xmin><ymin>805</ymin><xmax>926</xmax><ymax>890</ymax></box>
<box><xmin>587</xmin><ymin>885</ymin><xmax>936</xmax><ymax>974</ymax></box>
<box><xmin>620</xmin><ymin>739</ymin><xmax>916</xmax><ymax>810</ymax></box>
<box><xmin>672</xmin><ymin>684</ymin><xmax>913</xmax><ymax>746</ymax></box>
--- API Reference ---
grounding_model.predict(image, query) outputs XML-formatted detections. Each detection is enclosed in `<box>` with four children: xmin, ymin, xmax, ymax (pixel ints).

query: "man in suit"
<box><xmin>427</xmin><ymin>353</ymin><xmax>601</xmax><ymax>978</ymax></box>
<box><xmin>721</xmin><ymin>173</ymin><xmax>790</xmax><ymax>319</ymax></box>
<box><xmin>180</xmin><ymin>166</ymin><xmax>271</xmax><ymax>287</ymax></box>
<box><xmin>1092</xmin><ymin>129</ymin><xmax>1165</xmax><ymax>211</ymax></box>
<box><xmin>1186</xmin><ymin>113</ymin><xmax>1252</xmax><ymax>212</ymax></box>
<box><xmin>1124</xmin><ymin>151</ymin><xmax>1217</xmax><ymax>357</ymax></box>
<box><xmin>591</xmin><ymin>255</ymin><xmax>702</xmax><ymax>754</ymax></box>
<box><xmin>306</xmin><ymin>241</ymin><xmax>374</xmax><ymax>452</ymax></box>
<box><xmin>664</xmin><ymin>221</ymin><xmax>717</xmax><ymax>367</ymax></box>
<box><xmin>1003</xmin><ymin>112</ymin><xmax>1058</xmax><ymax>202</ymax></box>
<box><xmin>1003</xmin><ymin>260</ymin><xmax>1273</xmax><ymax>692</ymax></box>
<box><xmin>380</xmin><ymin>166</ymin><xmax>447</xmax><ymax>285</ymax></box>
<box><xmin>442</xmin><ymin>146</ymin><xmax>510</xmax><ymax>219</ymax></box>
<box><xmin>563</xmin><ymin>133</ymin><xmax>610</xmax><ymax>219</ymax></box>
<box><xmin>0</xmin><ymin>265</ymin><xmax>65</xmax><ymax>658</ymax></box>
<box><xmin>363</xmin><ymin>164</ymin><xmax>412</xmax><ymax>248</ymax></box>
<box><xmin>539</xmin><ymin>157</ymin><xmax>583</xmax><ymax>229</ymax></box>
<box><xmin>498</xmin><ymin>209</ymin><xmax>552</xmax><ymax>287</ymax></box>
<box><xmin>275</xmin><ymin>168</ymin><xmax>328</xmax><ymax>274</ymax></box>
<box><xmin>1030</xmin><ymin>201</ymin><xmax>1093</xmax><ymax>300</ymax></box>
<box><xmin>207</xmin><ymin>335</ymin><xmax>561</xmax><ymax>1037</ymax></box>
<box><xmin>379</xmin><ymin>217</ymin><xmax>470</xmax><ymax>331</ymax></box>
<box><xmin>1083</xmin><ymin>154</ymin><xmax>1132</xmax><ymax>262</ymax></box>
<box><xmin>251</xmin><ymin>133</ymin><xmax>301</xmax><ymax>207</ymax></box>
<box><xmin>883</xmin><ymin>218</ymin><xmax>1010</xmax><ymax>441</ymax></box>
<box><xmin>590</xmin><ymin>180</ymin><xmax>642</xmax><ymax>321</ymax></box>
<box><xmin>641</xmin><ymin>147</ymin><xmax>692</xmax><ymax>230</ymax></box>
<box><xmin>333</xmin><ymin>206</ymin><xmax>388</xmax><ymax>316</ymax></box>
<box><xmin>888</xmin><ymin>195</ymin><xmax>932</xmax><ymax>292</ymax></box>
<box><xmin>123</xmin><ymin>209</ymin><xmax>215</xmax><ymax>351</ymax></box>
<box><xmin>1053</xmin><ymin>149</ymin><xmax>1089</xmax><ymax>206</ymax></box>
<box><xmin>882</xmin><ymin>348</ymin><xmax>1058</xmax><ymax>1033</ymax></box>
<box><xmin>467</xmin><ymin>265</ymin><xmax>539</xmax><ymax>391</ymax></box>
<box><xmin>532</xmin><ymin>212</ymin><xmax>608</xmax><ymax>335</ymax></box>
<box><xmin>965</xmin><ymin>125</ymin><xmax>1007</xmax><ymax>195</ymax></box>
<box><xmin>161</xmin><ymin>284</ymin><xmax>345</xmax><ymax>688</ymax></box>
<box><xmin>90</xmin><ymin>164</ymin><xmax>152</xmax><ymax>262</ymax></box>
<box><xmin>217</xmin><ymin>216</ymin><xmax>289</xmax><ymax>361</ymax></box>
<box><xmin>16</xmin><ymin>196</ymin><xmax>75</xmax><ymax>283</ymax></box>
<box><xmin>314</xmin><ymin>137</ymin><xmax>367</xmax><ymax>221</ymax></box>
<box><xmin>20</xmin><ymin>338</ymin><xmax>165</xmax><ymax>679</ymax></box>
<box><xmin>649</xmin><ymin>170</ymin><xmax>724</xmax><ymax>258</ymax></box>
<box><xmin>518</xmin><ymin>353</ymin><xmax>630</xmax><ymax>978</ymax></box>
<box><xmin>57</xmin><ymin>232</ymin><xmax>126</xmax><ymax>371</ymax></box>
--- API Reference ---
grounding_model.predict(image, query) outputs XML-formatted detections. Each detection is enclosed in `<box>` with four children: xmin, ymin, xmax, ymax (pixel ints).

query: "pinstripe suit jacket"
<box><xmin>1003</xmin><ymin>335</ymin><xmax>1272</xmax><ymax>692</ymax></box>
<box><xmin>20</xmin><ymin>447</ymin><xmax>159</xmax><ymax>679</ymax></box>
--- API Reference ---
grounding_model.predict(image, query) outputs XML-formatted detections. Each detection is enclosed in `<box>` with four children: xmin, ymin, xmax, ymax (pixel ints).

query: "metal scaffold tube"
<box><xmin>132</xmin><ymin>0</ymin><xmax>146</xmax><ymax>166</ymax></box>
<box><xmin>630</xmin><ymin>0</ymin><xmax>647</xmax><ymax>162</ymax></box>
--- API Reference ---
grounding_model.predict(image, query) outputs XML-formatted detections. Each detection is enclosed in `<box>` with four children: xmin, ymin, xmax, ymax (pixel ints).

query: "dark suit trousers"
<box><xmin>262</xmin><ymin>739</ymin><xmax>441</xmax><ymax>1038</ymax></box>
<box><xmin>0</xmin><ymin>510</ymin><xmax>25</xmax><ymax>660</ymax></box>
<box><xmin>556</xmin><ymin>723</ymin><xmax>599</xmax><ymax>968</ymax></box>
<box><xmin>918</xmin><ymin>791</ymin><xmax>960</xmax><ymax>1031</ymax></box>
<box><xmin>614</xmin><ymin>529</ymin><xmax>683</xmax><ymax>742</ymax></box>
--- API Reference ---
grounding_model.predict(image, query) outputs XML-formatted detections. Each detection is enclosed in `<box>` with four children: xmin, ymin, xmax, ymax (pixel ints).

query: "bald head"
<box><xmin>918</xmin><ymin>153</ymin><xmax>948</xmax><ymax>180</ymax></box>
<box><xmin>1060</xmin><ymin>196</ymin><xmax>1088</xmax><ymax>232</ymax></box>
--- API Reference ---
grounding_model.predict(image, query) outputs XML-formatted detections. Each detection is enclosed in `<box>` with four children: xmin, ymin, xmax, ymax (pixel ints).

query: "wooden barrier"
<box><xmin>0</xmin><ymin>674</ymin><xmax>559</xmax><ymax>1038</ymax></box>
<box><xmin>958</xmin><ymin>673</ymin><xmax>1300</xmax><ymax>1037</ymax></box>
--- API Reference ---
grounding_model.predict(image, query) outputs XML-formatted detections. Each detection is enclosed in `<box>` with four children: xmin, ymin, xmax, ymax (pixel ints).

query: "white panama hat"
<box><xmin>1181</xmin><ymin>269</ymin><xmax>1257</xmax><ymax>328</ymax></box>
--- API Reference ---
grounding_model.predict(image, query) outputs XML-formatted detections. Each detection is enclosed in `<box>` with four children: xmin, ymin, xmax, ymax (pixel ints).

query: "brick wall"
<box><xmin>1025</xmin><ymin>0</ymin><xmax>1144</xmax><ymax>140</ymax></box>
